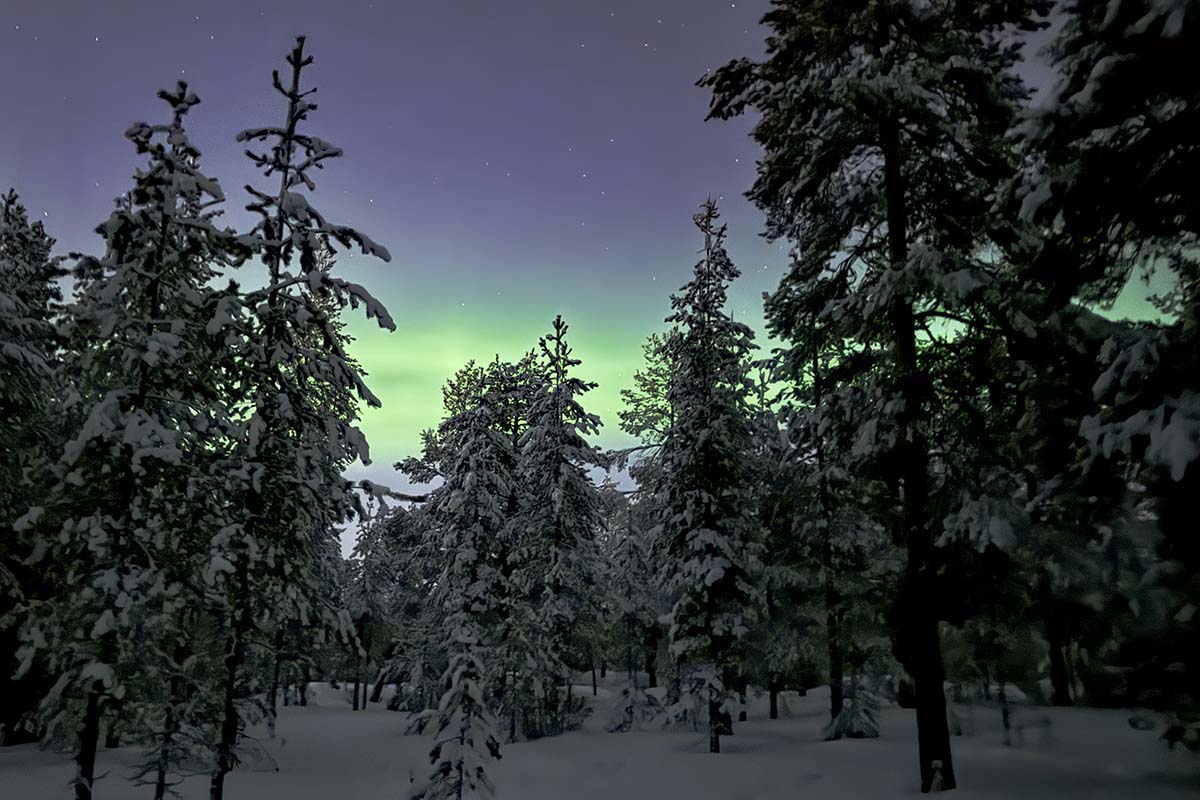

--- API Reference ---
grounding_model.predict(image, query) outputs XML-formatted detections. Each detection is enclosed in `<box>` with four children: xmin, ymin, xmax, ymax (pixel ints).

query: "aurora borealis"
<box><xmin>0</xmin><ymin>0</ymin><xmax>1171</xmax><ymax>492</ymax></box>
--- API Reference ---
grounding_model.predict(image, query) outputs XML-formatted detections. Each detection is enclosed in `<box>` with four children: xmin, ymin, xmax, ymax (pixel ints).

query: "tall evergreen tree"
<box><xmin>654</xmin><ymin>199</ymin><xmax>759</xmax><ymax>754</ymax></box>
<box><xmin>207</xmin><ymin>37</ymin><xmax>394</xmax><ymax>800</ymax></box>
<box><xmin>407</xmin><ymin>402</ymin><xmax>510</xmax><ymax>800</ymax></box>
<box><xmin>13</xmin><ymin>82</ymin><xmax>240</xmax><ymax>800</ymax></box>
<box><xmin>508</xmin><ymin>316</ymin><xmax>604</xmax><ymax>737</ymax></box>
<box><xmin>1011</xmin><ymin>0</ymin><xmax>1200</xmax><ymax>747</ymax></box>
<box><xmin>0</xmin><ymin>189</ymin><xmax>63</xmax><ymax>744</ymax></box>
<box><xmin>0</xmin><ymin>189</ymin><xmax>61</xmax><ymax>544</ymax></box>
<box><xmin>702</xmin><ymin>2</ymin><xmax>1049</xmax><ymax>788</ymax></box>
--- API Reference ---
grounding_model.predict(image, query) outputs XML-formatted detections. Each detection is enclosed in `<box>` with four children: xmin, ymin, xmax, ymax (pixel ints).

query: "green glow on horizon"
<box><xmin>343</xmin><ymin>255</ymin><xmax>1176</xmax><ymax>488</ymax></box>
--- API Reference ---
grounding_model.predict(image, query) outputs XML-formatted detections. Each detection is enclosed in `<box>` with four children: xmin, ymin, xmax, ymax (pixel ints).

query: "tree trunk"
<box><xmin>881</xmin><ymin>113</ymin><xmax>955</xmax><ymax>792</ymax></box>
<box><xmin>154</xmin><ymin>643</ymin><xmax>188</xmax><ymax>800</ymax></box>
<box><xmin>592</xmin><ymin>664</ymin><xmax>598</xmax><ymax>697</ymax></box>
<box><xmin>912</xmin><ymin>611</ymin><xmax>955</xmax><ymax>792</ymax></box>
<box><xmin>153</xmin><ymin>731</ymin><xmax>170</xmax><ymax>800</ymax></box>
<box><xmin>104</xmin><ymin>701</ymin><xmax>121</xmax><ymax>749</ymax></box>
<box><xmin>828</xmin><ymin>608</ymin><xmax>844</xmax><ymax>723</ymax></box>
<box><xmin>299</xmin><ymin>663</ymin><xmax>309</xmax><ymax>707</ymax></box>
<box><xmin>768</xmin><ymin>676</ymin><xmax>779</xmax><ymax>720</ymax></box>
<box><xmin>352</xmin><ymin>672</ymin><xmax>361</xmax><ymax>712</ymax></box>
<box><xmin>1039</xmin><ymin>573</ymin><xmax>1072</xmax><ymax>706</ymax></box>
<box><xmin>269</xmin><ymin>632</ymin><xmax>283</xmax><ymax>713</ymax></box>
<box><xmin>644</xmin><ymin>630</ymin><xmax>659</xmax><ymax>689</ymax></box>
<box><xmin>708</xmin><ymin>691</ymin><xmax>721</xmax><ymax>753</ymax></box>
<box><xmin>600</xmin><ymin>662</ymin><xmax>607</xmax><ymax>679</ymax></box>
<box><xmin>75</xmin><ymin>690</ymin><xmax>102</xmax><ymax>800</ymax></box>
<box><xmin>211</xmin><ymin>560</ymin><xmax>252</xmax><ymax>800</ymax></box>
<box><xmin>369</xmin><ymin>666</ymin><xmax>387</xmax><ymax>704</ymax></box>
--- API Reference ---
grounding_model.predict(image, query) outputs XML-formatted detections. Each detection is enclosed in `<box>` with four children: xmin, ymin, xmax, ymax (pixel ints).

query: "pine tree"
<box><xmin>0</xmin><ymin>189</ymin><xmax>63</xmax><ymax>744</ymax></box>
<box><xmin>507</xmin><ymin>316</ymin><xmax>605</xmax><ymax>737</ymax></box>
<box><xmin>1011</xmin><ymin>0</ymin><xmax>1200</xmax><ymax>747</ymax></box>
<box><xmin>655</xmin><ymin>199</ymin><xmax>759</xmax><ymax>754</ymax></box>
<box><xmin>702</xmin><ymin>2</ymin><xmax>1050</xmax><ymax>788</ymax></box>
<box><xmin>207</xmin><ymin>37</ymin><xmax>394</xmax><ymax>800</ymax></box>
<box><xmin>13</xmin><ymin>82</ymin><xmax>240</xmax><ymax>800</ymax></box>
<box><xmin>599</xmin><ymin>483</ymin><xmax>665</xmax><ymax>731</ymax></box>
<box><xmin>407</xmin><ymin>402</ymin><xmax>510</xmax><ymax>800</ymax></box>
<box><xmin>0</xmin><ymin>189</ymin><xmax>61</xmax><ymax>547</ymax></box>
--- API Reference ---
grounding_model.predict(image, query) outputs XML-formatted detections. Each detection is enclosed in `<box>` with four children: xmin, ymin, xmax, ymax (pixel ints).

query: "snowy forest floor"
<box><xmin>1</xmin><ymin>675</ymin><xmax>1197</xmax><ymax>799</ymax></box>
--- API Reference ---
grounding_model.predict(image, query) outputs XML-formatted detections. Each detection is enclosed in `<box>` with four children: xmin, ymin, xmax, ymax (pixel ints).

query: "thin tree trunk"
<box><xmin>644</xmin><ymin>629</ymin><xmax>659</xmax><ymax>689</ymax></box>
<box><xmin>104</xmin><ymin>702</ymin><xmax>121</xmax><ymax>748</ymax></box>
<box><xmin>299</xmin><ymin>663</ymin><xmax>309</xmax><ymax>707</ymax></box>
<box><xmin>154</xmin><ymin>643</ymin><xmax>188</xmax><ymax>800</ymax></box>
<box><xmin>708</xmin><ymin>691</ymin><xmax>721</xmax><ymax>753</ymax></box>
<box><xmin>592</xmin><ymin>664</ymin><xmax>598</xmax><ymax>697</ymax></box>
<box><xmin>812</xmin><ymin>340</ymin><xmax>845</xmax><ymax>726</ymax></box>
<box><xmin>75</xmin><ymin>690</ymin><xmax>102</xmax><ymax>800</ymax></box>
<box><xmin>768</xmin><ymin>676</ymin><xmax>779</xmax><ymax>720</ymax></box>
<box><xmin>827</xmin><ymin>598</ymin><xmax>845</xmax><ymax>723</ymax></box>
<box><xmin>369</xmin><ymin>666</ymin><xmax>387</xmax><ymax>704</ymax></box>
<box><xmin>352</xmin><ymin>671</ymin><xmax>361</xmax><ymax>712</ymax></box>
<box><xmin>1039</xmin><ymin>573</ymin><xmax>1072</xmax><ymax>706</ymax></box>
<box><xmin>153</xmin><ymin>730</ymin><xmax>170</xmax><ymax>800</ymax></box>
<box><xmin>600</xmin><ymin>662</ymin><xmax>607</xmax><ymax>679</ymax></box>
<box><xmin>211</xmin><ymin>559</ymin><xmax>252</xmax><ymax>800</ymax></box>
<box><xmin>269</xmin><ymin>630</ymin><xmax>283</xmax><ymax>713</ymax></box>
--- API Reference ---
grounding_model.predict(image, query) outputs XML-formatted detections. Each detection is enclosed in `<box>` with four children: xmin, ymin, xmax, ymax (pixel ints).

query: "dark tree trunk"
<box><xmin>352</xmin><ymin>672</ymin><xmax>361</xmax><ymax>712</ymax></box>
<box><xmin>592</xmin><ymin>664</ymin><xmax>598</xmax><ymax>697</ymax></box>
<box><xmin>1039</xmin><ymin>573</ymin><xmax>1072</xmax><ymax>706</ymax></box>
<box><xmin>369</xmin><ymin>666</ymin><xmax>387</xmax><ymax>704</ymax></box>
<box><xmin>269</xmin><ymin>630</ymin><xmax>283</xmax><ymax>714</ymax></box>
<box><xmin>881</xmin><ymin>114</ymin><xmax>955</xmax><ymax>793</ymax></box>
<box><xmin>153</xmin><ymin>722</ymin><xmax>170</xmax><ymax>800</ymax></box>
<box><xmin>154</xmin><ymin>643</ymin><xmax>188</xmax><ymax>800</ymax></box>
<box><xmin>912</xmin><ymin>610</ymin><xmax>955</xmax><ymax>792</ymax></box>
<box><xmin>299</xmin><ymin>663</ymin><xmax>309</xmax><ymax>707</ymax></box>
<box><xmin>708</xmin><ymin>695</ymin><xmax>721</xmax><ymax>754</ymax></box>
<box><xmin>600</xmin><ymin>662</ymin><xmax>607</xmax><ymax>679</ymax></box>
<box><xmin>768</xmin><ymin>676</ymin><xmax>780</xmax><ymax>720</ymax></box>
<box><xmin>75</xmin><ymin>690</ymin><xmax>102</xmax><ymax>800</ymax></box>
<box><xmin>826</xmin><ymin>587</ymin><xmax>845</xmax><ymax>722</ymax></box>
<box><xmin>644</xmin><ymin>628</ymin><xmax>659</xmax><ymax>689</ymax></box>
<box><xmin>211</xmin><ymin>560</ymin><xmax>252</xmax><ymax>800</ymax></box>
<box><xmin>104</xmin><ymin>701</ymin><xmax>121</xmax><ymax>749</ymax></box>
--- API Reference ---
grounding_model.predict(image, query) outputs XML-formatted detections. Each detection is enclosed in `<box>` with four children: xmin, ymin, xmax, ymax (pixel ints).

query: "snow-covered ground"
<box><xmin>1</xmin><ymin>676</ymin><xmax>1196</xmax><ymax>799</ymax></box>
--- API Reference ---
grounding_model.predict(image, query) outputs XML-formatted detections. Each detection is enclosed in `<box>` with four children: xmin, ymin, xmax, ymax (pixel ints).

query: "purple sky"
<box><xmin>5</xmin><ymin>1</ymin><xmax>1157</xmax><ymax>503</ymax></box>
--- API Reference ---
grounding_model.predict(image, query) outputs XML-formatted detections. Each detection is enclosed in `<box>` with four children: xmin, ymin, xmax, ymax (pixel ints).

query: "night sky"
<box><xmin>0</xmin><ymin>1</ymin><xmax>1168</xmax><ymax>493</ymax></box>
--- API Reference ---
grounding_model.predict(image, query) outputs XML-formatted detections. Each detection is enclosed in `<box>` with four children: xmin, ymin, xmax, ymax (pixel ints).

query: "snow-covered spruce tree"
<box><xmin>654</xmin><ymin>199</ymin><xmax>759</xmax><ymax>754</ymax></box>
<box><xmin>345</xmin><ymin>500</ymin><xmax>401</xmax><ymax>711</ymax></box>
<box><xmin>380</xmin><ymin>506</ymin><xmax>446</xmax><ymax>713</ymax></box>
<box><xmin>614</xmin><ymin>329</ymin><xmax>681</xmax><ymax>690</ymax></box>
<box><xmin>702</xmin><ymin>2</ymin><xmax>1050</xmax><ymax>788</ymax></box>
<box><xmin>12</xmin><ymin>83</ymin><xmax>242</xmax><ymax>800</ymax></box>
<box><xmin>767</xmin><ymin>251</ymin><xmax>906</xmax><ymax>729</ymax></box>
<box><xmin>743</xmin><ymin>366</ymin><xmax>817</xmax><ymax>722</ymax></box>
<box><xmin>207</xmin><ymin>37</ymin><xmax>394</xmax><ymax>800</ymax></box>
<box><xmin>407</xmin><ymin>401</ymin><xmax>511</xmax><ymax>800</ymax></box>
<box><xmin>0</xmin><ymin>190</ymin><xmax>62</xmax><ymax>549</ymax></box>
<box><xmin>0</xmin><ymin>189</ymin><xmax>63</xmax><ymax>743</ymax></box>
<box><xmin>598</xmin><ymin>482</ymin><xmax>665</xmax><ymax>731</ymax></box>
<box><xmin>506</xmin><ymin>316</ymin><xmax>604</xmax><ymax>738</ymax></box>
<box><xmin>1009</xmin><ymin>0</ymin><xmax>1200</xmax><ymax>748</ymax></box>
